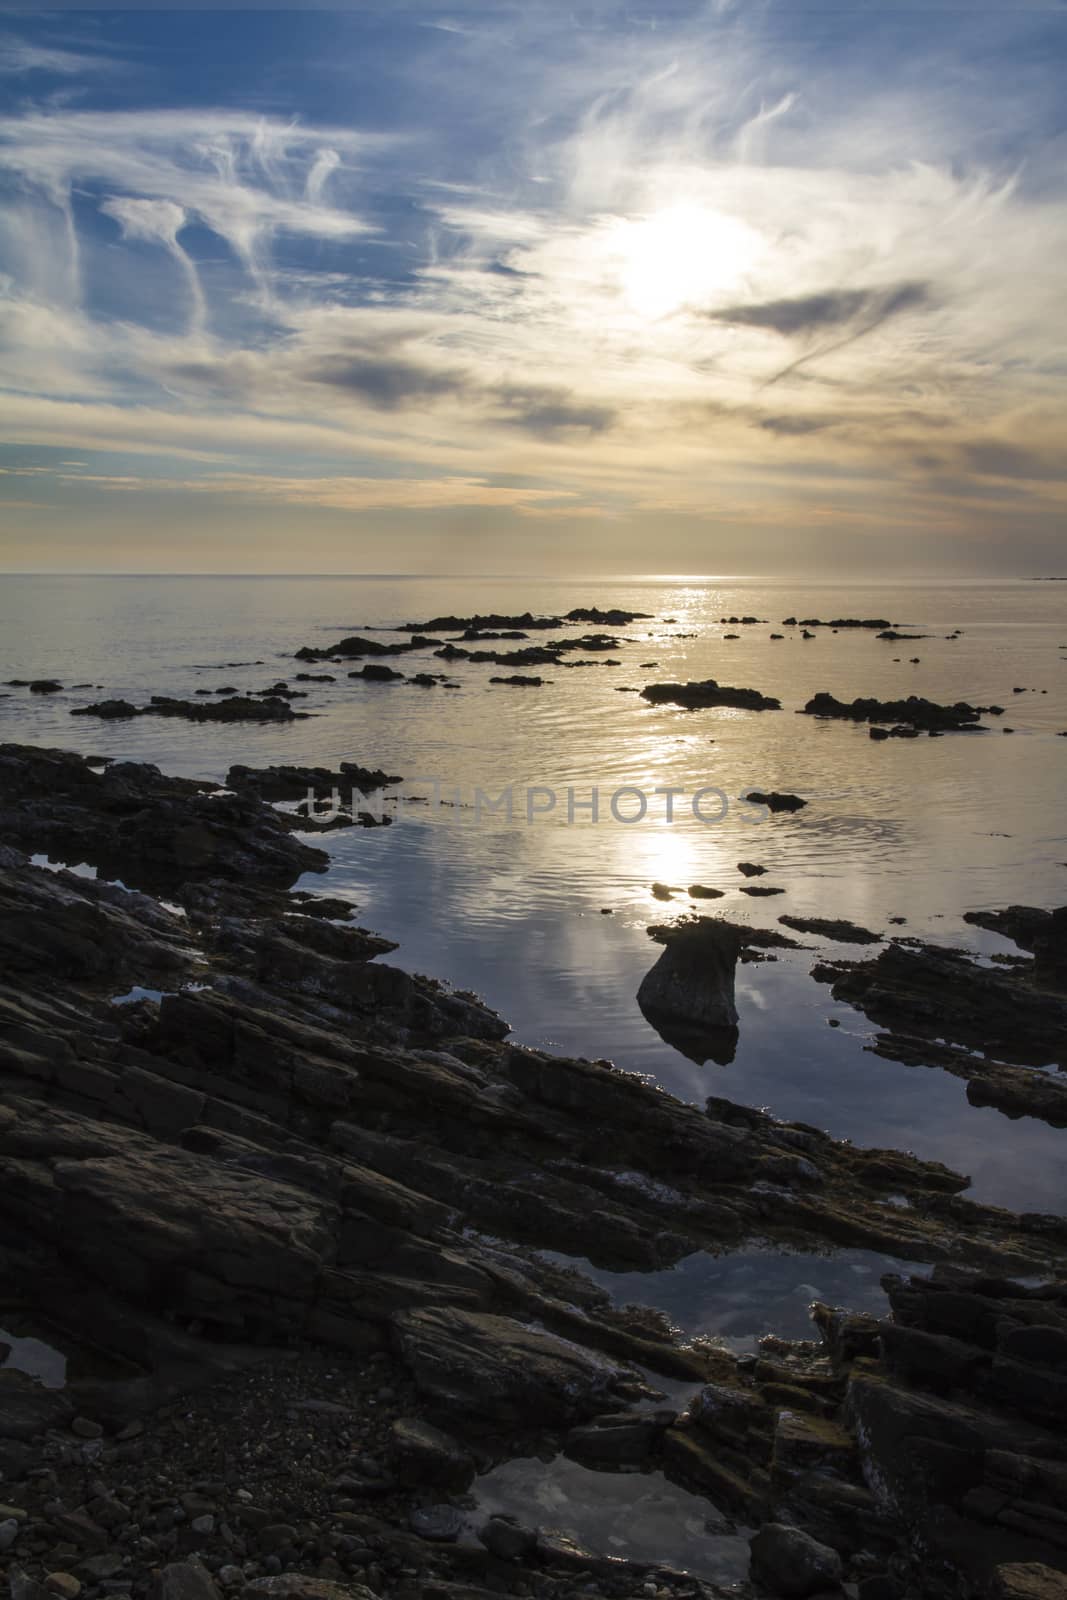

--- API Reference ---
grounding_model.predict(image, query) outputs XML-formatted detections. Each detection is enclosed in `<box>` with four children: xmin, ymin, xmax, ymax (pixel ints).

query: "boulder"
<box><xmin>749</xmin><ymin>1523</ymin><xmax>844</xmax><ymax>1596</ymax></box>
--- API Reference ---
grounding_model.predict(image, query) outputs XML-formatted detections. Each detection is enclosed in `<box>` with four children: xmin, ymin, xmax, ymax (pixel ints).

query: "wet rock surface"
<box><xmin>1</xmin><ymin>745</ymin><xmax>1065</xmax><ymax>1600</ymax></box>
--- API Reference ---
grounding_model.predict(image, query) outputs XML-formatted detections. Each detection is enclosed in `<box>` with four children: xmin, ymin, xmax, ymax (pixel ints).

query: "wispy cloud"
<box><xmin>0</xmin><ymin>4</ymin><xmax>1065</xmax><ymax>570</ymax></box>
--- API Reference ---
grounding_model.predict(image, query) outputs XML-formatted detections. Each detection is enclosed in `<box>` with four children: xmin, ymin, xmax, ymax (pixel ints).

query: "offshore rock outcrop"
<box><xmin>640</xmin><ymin>681</ymin><xmax>781</xmax><ymax>712</ymax></box>
<box><xmin>802</xmin><ymin>692</ymin><xmax>1003</xmax><ymax>734</ymax></box>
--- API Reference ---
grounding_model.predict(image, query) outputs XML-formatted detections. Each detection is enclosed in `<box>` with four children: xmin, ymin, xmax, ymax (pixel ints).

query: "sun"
<box><xmin>612</xmin><ymin>203</ymin><xmax>763</xmax><ymax>319</ymax></box>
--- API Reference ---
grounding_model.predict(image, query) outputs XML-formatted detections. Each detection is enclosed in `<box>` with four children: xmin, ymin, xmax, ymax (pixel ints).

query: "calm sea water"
<box><xmin>2</xmin><ymin>575</ymin><xmax>1066</xmax><ymax>1225</ymax></box>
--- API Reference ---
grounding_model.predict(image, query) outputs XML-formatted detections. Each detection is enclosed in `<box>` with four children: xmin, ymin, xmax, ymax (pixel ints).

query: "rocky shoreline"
<box><xmin>1</xmin><ymin>743</ymin><xmax>1066</xmax><ymax>1600</ymax></box>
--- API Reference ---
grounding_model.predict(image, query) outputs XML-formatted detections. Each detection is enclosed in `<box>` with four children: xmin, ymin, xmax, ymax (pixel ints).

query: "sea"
<box><xmin>2</xmin><ymin>572</ymin><xmax>1065</xmax><ymax>1350</ymax></box>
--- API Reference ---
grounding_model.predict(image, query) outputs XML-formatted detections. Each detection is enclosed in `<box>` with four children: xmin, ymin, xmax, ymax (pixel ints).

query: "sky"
<box><xmin>0</xmin><ymin>1</ymin><xmax>1065</xmax><ymax>575</ymax></box>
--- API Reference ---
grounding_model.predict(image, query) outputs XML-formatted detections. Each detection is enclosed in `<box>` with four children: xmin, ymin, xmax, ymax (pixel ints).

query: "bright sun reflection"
<box><xmin>612</xmin><ymin>203</ymin><xmax>764</xmax><ymax>319</ymax></box>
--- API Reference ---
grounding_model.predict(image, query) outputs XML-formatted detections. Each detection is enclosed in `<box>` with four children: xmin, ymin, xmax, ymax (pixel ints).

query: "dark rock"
<box><xmin>744</xmin><ymin>791</ymin><xmax>807</xmax><ymax>812</ymax></box>
<box><xmin>478</xmin><ymin>1515</ymin><xmax>537</xmax><ymax>1561</ymax></box>
<box><xmin>155</xmin><ymin>1565</ymin><xmax>221</xmax><ymax>1600</ymax></box>
<box><xmin>803</xmin><ymin>691</ymin><xmax>999</xmax><ymax>734</ymax></box>
<box><xmin>637</xmin><ymin>917</ymin><xmax>741</xmax><ymax>1032</ymax></box>
<box><xmin>389</xmin><ymin>1418</ymin><xmax>474</xmax><ymax>1490</ymax></box>
<box><xmin>749</xmin><ymin>1523</ymin><xmax>844</xmax><ymax>1596</ymax></box>
<box><xmin>144</xmin><ymin>696</ymin><xmax>305</xmax><ymax>723</ymax></box>
<box><xmin>408</xmin><ymin>1505</ymin><xmax>463</xmax><ymax>1542</ymax></box>
<box><xmin>349</xmin><ymin>665</ymin><xmax>404</xmax><ymax>682</ymax></box>
<box><xmin>70</xmin><ymin>701</ymin><xmax>140</xmax><ymax>720</ymax></box>
<box><xmin>779</xmin><ymin>916</ymin><xmax>882</xmax><ymax>944</ymax></box>
<box><xmin>488</xmin><ymin>675</ymin><xmax>543</xmax><ymax>686</ymax></box>
<box><xmin>641</xmin><ymin>679</ymin><xmax>781</xmax><ymax>711</ymax></box>
<box><xmin>392</xmin><ymin>1305</ymin><xmax>632</xmax><ymax>1425</ymax></box>
<box><xmin>738</xmin><ymin>862</ymin><xmax>766</xmax><ymax>877</ymax></box>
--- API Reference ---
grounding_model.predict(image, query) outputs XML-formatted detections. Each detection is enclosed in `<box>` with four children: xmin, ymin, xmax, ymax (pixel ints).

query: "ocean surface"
<box><xmin>2</xmin><ymin>572</ymin><xmax>1065</xmax><ymax>1265</ymax></box>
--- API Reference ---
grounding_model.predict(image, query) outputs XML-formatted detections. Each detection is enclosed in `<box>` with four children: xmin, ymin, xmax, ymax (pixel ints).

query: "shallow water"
<box><xmin>466</xmin><ymin>1454</ymin><xmax>753</xmax><ymax>1584</ymax></box>
<box><xmin>2</xmin><ymin>575</ymin><xmax>1064</xmax><ymax>1246</ymax></box>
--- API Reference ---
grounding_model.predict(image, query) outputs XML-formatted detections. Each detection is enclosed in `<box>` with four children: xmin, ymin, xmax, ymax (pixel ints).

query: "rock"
<box><xmin>640</xmin><ymin>679</ymin><xmax>781</xmax><ymax>711</ymax></box>
<box><xmin>44</xmin><ymin>1578</ymin><xmax>81</xmax><ymax>1600</ymax></box>
<box><xmin>779</xmin><ymin>915</ymin><xmax>882</xmax><ymax>945</ymax></box>
<box><xmin>71</xmin><ymin>1416</ymin><xmax>103</xmax><ymax>1439</ymax></box>
<box><xmin>749</xmin><ymin>1523</ymin><xmax>844</xmax><ymax>1596</ymax></box>
<box><xmin>408</xmin><ymin>1505</ymin><xmax>464</xmax><ymax>1542</ymax></box>
<box><xmin>565</xmin><ymin>607</ymin><xmax>652</xmax><ymax>625</ymax></box>
<box><xmin>0</xmin><ymin>1517</ymin><xmax>20</xmax><ymax>1550</ymax></box>
<box><xmin>803</xmin><ymin>691</ymin><xmax>999</xmax><ymax>734</ymax></box>
<box><xmin>29</xmin><ymin>680</ymin><xmax>63</xmax><ymax>694</ymax></box>
<box><xmin>241</xmin><ymin>1583</ymin><xmax>377</xmax><ymax>1600</ymax></box>
<box><xmin>739</xmin><ymin>884</ymin><xmax>785</xmax><ymax>896</ymax></box>
<box><xmin>389</xmin><ymin>1418</ymin><xmax>474</xmax><ymax>1490</ymax></box>
<box><xmin>478</xmin><ymin>1514</ymin><xmax>537</xmax><ymax>1561</ymax></box>
<box><xmin>738</xmin><ymin>862</ymin><xmax>766</xmax><ymax>876</ymax></box>
<box><xmin>349</xmin><ymin>665</ymin><xmax>404</xmax><ymax>682</ymax></box>
<box><xmin>637</xmin><ymin>917</ymin><xmax>741</xmax><ymax>1030</ymax></box>
<box><xmin>70</xmin><ymin>701</ymin><xmax>140</xmax><ymax>720</ymax></box>
<box><xmin>488</xmin><ymin>675</ymin><xmax>544</xmax><ymax>686</ymax></box>
<box><xmin>744</xmin><ymin>790</ymin><xmax>807</xmax><ymax>812</ymax></box>
<box><xmin>156</xmin><ymin>1568</ymin><xmax>221</xmax><ymax>1600</ymax></box>
<box><xmin>992</xmin><ymin>1564</ymin><xmax>1067</xmax><ymax>1600</ymax></box>
<box><xmin>688</xmin><ymin>884</ymin><xmax>724</xmax><ymax>898</ymax></box>
<box><xmin>564</xmin><ymin>1414</ymin><xmax>665</xmax><ymax>1465</ymax></box>
<box><xmin>144</xmin><ymin>696</ymin><xmax>305</xmax><ymax>723</ymax></box>
<box><xmin>392</xmin><ymin>1305</ymin><xmax>630</xmax><ymax>1425</ymax></box>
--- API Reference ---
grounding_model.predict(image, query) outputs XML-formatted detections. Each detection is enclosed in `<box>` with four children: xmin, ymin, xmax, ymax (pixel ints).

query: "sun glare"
<box><xmin>613</xmin><ymin>203</ymin><xmax>763</xmax><ymax>319</ymax></box>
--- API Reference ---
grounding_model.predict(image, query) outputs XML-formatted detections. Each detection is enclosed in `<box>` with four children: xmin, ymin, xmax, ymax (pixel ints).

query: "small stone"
<box><xmin>191</xmin><ymin>1516</ymin><xmax>216</xmax><ymax>1536</ymax></box>
<box><xmin>0</xmin><ymin>1517</ymin><xmax>21</xmax><ymax>1550</ymax></box>
<box><xmin>71</xmin><ymin>1419</ymin><xmax>104</xmax><ymax>1441</ymax></box>
<box><xmin>217</xmin><ymin>1570</ymin><xmax>244</xmax><ymax>1589</ymax></box>
<box><xmin>407</xmin><ymin>1505</ymin><xmax>463</xmax><ymax>1542</ymax></box>
<box><xmin>44</xmin><ymin>1576</ymin><xmax>82</xmax><ymax>1600</ymax></box>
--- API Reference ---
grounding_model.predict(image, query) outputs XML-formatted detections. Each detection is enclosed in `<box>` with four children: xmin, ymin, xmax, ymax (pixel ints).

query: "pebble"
<box><xmin>71</xmin><ymin>1419</ymin><xmax>104</xmax><ymax>1441</ymax></box>
<box><xmin>44</xmin><ymin>1576</ymin><xmax>82</xmax><ymax>1600</ymax></box>
<box><xmin>0</xmin><ymin>1516</ymin><xmax>21</xmax><ymax>1550</ymax></box>
<box><xmin>191</xmin><ymin>1514</ymin><xmax>215</xmax><ymax>1535</ymax></box>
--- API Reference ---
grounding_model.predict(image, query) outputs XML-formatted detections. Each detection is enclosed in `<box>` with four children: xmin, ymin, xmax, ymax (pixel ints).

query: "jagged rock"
<box><xmin>391</xmin><ymin>1305</ymin><xmax>632</xmax><ymax>1425</ymax></box>
<box><xmin>803</xmin><ymin>691</ymin><xmax>1000</xmax><ymax>733</ymax></box>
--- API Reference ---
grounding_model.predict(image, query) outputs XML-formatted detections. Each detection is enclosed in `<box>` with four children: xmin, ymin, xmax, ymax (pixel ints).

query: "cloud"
<box><xmin>0</xmin><ymin>37</ymin><xmax>117</xmax><ymax>78</ymax></box>
<box><xmin>712</xmin><ymin>283</ymin><xmax>930</xmax><ymax>338</ymax></box>
<box><xmin>492</xmin><ymin>384</ymin><xmax>617</xmax><ymax>436</ymax></box>
<box><xmin>301</xmin><ymin>347</ymin><xmax>469</xmax><ymax>408</ymax></box>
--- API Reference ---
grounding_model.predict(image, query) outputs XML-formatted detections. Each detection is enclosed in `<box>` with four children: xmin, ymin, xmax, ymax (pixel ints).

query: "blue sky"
<box><xmin>1</xmin><ymin>1</ymin><xmax>1065</xmax><ymax>573</ymax></box>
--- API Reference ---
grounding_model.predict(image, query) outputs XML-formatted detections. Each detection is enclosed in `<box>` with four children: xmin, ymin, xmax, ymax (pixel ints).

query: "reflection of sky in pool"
<box><xmin>467</xmin><ymin>1454</ymin><xmax>753</xmax><ymax>1585</ymax></box>
<box><xmin>543</xmin><ymin>1243</ymin><xmax>912</xmax><ymax>1353</ymax></box>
